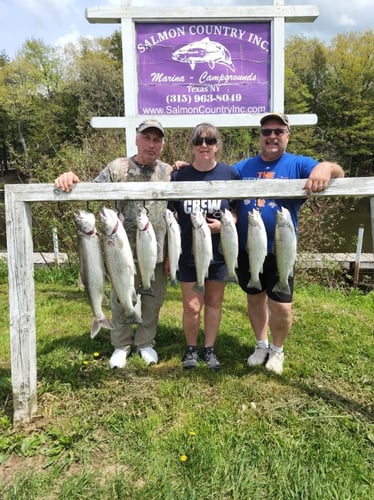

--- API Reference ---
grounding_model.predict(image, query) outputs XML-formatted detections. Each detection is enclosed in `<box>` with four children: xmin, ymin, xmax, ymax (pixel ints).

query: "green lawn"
<box><xmin>0</xmin><ymin>266</ymin><xmax>373</xmax><ymax>499</ymax></box>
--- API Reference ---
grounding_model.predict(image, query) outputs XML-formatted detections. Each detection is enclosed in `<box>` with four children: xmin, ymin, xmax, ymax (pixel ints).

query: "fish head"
<box><xmin>136</xmin><ymin>205</ymin><xmax>149</xmax><ymax>230</ymax></box>
<box><xmin>191</xmin><ymin>208</ymin><xmax>205</xmax><ymax>228</ymax></box>
<box><xmin>220</xmin><ymin>208</ymin><xmax>233</xmax><ymax>225</ymax></box>
<box><xmin>74</xmin><ymin>210</ymin><xmax>96</xmax><ymax>235</ymax></box>
<box><xmin>99</xmin><ymin>207</ymin><xmax>120</xmax><ymax>236</ymax></box>
<box><xmin>276</xmin><ymin>207</ymin><xmax>294</xmax><ymax>231</ymax></box>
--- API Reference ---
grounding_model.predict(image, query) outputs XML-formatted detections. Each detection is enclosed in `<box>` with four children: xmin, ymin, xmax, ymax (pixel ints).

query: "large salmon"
<box><xmin>99</xmin><ymin>207</ymin><xmax>142</xmax><ymax>324</ymax></box>
<box><xmin>74</xmin><ymin>210</ymin><xmax>113</xmax><ymax>338</ymax></box>
<box><xmin>164</xmin><ymin>208</ymin><xmax>181</xmax><ymax>287</ymax></box>
<box><xmin>136</xmin><ymin>206</ymin><xmax>157</xmax><ymax>296</ymax></box>
<box><xmin>191</xmin><ymin>208</ymin><xmax>213</xmax><ymax>295</ymax></box>
<box><xmin>220</xmin><ymin>208</ymin><xmax>238</xmax><ymax>283</ymax></box>
<box><xmin>246</xmin><ymin>209</ymin><xmax>267</xmax><ymax>290</ymax></box>
<box><xmin>273</xmin><ymin>207</ymin><xmax>297</xmax><ymax>295</ymax></box>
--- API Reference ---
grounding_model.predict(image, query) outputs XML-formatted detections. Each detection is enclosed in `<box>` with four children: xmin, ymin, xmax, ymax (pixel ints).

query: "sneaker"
<box><xmin>247</xmin><ymin>344</ymin><xmax>269</xmax><ymax>367</ymax></box>
<box><xmin>265</xmin><ymin>349</ymin><xmax>284</xmax><ymax>375</ymax></box>
<box><xmin>203</xmin><ymin>347</ymin><xmax>220</xmax><ymax>370</ymax></box>
<box><xmin>138</xmin><ymin>346</ymin><xmax>158</xmax><ymax>365</ymax></box>
<box><xmin>182</xmin><ymin>347</ymin><xmax>199</xmax><ymax>369</ymax></box>
<box><xmin>109</xmin><ymin>348</ymin><xmax>130</xmax><ymax>369</ymax></box>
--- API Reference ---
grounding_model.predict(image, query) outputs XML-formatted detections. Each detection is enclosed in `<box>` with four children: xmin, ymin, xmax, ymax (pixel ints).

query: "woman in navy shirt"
<box><xmin>169</xmin><ymin>123</ymin><xmax>239</xmax><ymax>370</ymax></box>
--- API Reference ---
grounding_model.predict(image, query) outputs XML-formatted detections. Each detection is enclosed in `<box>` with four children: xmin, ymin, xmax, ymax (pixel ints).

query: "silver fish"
<box><xmin>172</xmin><ymin>37</ymin><xmax>235</xmax><ymax>72</ymax></box>
<box><xmin>273</xmin><ymin>207</ymin><xmax>297</xmax><ymax>295</ymax></box>
<box><xmin>136</xmin><ymin>206</ymin><xmax>157</xmax><ymax>296</ymax></box>
<box><xmin>246</xmin><ymin>209</ymin><xmax>268</xmax><ymax>290</ymax></box>
<box><xmin>99</xmin><ymin>207</ymin><xmax>142</xmax><ymax>324</ymax></box>
<box><xmin>74</xmin><ymin>210</ymin><xmax>113</xmax><ymax>339</ymax></box>
<box><xmin>220</xmin><ymin>208</ymin><xmax>238</xmax><ymax>283</ymax></box>
<box><xmin>191</xmin><ymin>208</ymin><xmax>213</xmax><ymax>295</ymax></box>
<box><xmin>164</xmin><ymin>208</ymin><xmax>181</xmax><ymax>287</ymax></box>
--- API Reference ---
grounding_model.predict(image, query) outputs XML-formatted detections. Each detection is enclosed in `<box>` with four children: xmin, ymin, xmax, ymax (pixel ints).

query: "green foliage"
<box><xmin>0</xmin><ymin>278</ymin><xmax>373</xmax><ymax>498</ymax></box>
<box><xmin>1</xmin><ymin>30</ymin><xmax>374</xmax><ymax>255</ymax></box>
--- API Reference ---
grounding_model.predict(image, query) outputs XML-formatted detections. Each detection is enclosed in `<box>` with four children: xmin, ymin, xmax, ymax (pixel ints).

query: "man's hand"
<box><xmin>54</xmin><ymin>172</ymin><xmax>81</xmax><ymax>192</ymax></box>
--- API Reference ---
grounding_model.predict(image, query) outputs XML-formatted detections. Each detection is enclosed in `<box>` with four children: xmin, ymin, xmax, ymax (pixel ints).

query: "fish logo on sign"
<box><xmin>172</xmin><ymin>37</ymin><xmax>235</xmax><ymax>72</ymax></box>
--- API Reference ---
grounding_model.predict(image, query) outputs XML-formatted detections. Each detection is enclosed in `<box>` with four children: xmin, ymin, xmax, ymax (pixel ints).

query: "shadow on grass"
<box><xmin>0</xmin><ymin>368</ymin><xmax>13</xmax><ymax>418</ymax></box>
<box><xmin>289</xmin><ymin>380</ymin><xmax>374</xmax><ymax>422</ymax></box>
<box><xmin>35</xmin><ymin>321</ymin><xmax>252</xmax><ymax>389</ymax></box>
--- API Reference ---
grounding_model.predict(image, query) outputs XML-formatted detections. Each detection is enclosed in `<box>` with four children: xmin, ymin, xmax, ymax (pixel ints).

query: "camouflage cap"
<box><xmin>260</xmin><ymin>113</ymin><xmax>290</xmax><ymax>130</ymax></box>
<box><xmin>137</xmin><ymin>119</ymin><xmax>165</xmax><ymax>136</ymax></box>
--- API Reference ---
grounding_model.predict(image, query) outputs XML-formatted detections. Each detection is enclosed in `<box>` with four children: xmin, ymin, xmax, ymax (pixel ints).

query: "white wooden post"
<box><xmin>5</xmin><ymin>189</ymin><xmax>37</xmax><ymax>422</ymax></box>
<box><xmin>370</xmin><ymin>197</ymin><xmax>374</xmax><ymax>254</ymax></box>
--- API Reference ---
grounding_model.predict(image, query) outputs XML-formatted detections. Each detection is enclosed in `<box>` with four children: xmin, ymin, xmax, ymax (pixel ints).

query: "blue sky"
<box><xmin>1</xmin><ymin>0</ymin><xmax>373</xmax><ymax>59</ymax></box>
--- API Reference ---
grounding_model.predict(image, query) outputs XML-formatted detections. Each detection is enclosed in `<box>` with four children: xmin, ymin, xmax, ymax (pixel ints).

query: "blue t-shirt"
<box><xmin>169</xmin><ymin>162</ymin><xmax>239</xmax><ymax>267</ymax></box>
<box><xmin>234</xmin><ymin>152</ymin><xmax>318</xmax><ymax>253</ymax></box>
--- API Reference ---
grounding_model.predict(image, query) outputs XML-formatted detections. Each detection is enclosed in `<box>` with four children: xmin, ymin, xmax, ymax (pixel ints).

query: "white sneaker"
<box><xmin>247</xmin><ymin>345</ymin><xmax>269</xmax><ymax>367</ymax></box>
<box><xmin>109</xmin><ymin>348</ymin><xmax>130</xmax><ymax>369</ymax></box>
<box><xmin>138</xmin><ymin>346</ymin><xmax>158</xmax><ymax>365</ymax></box>
<box><xmin>265</xmin><ymin>349</ymin><xmax>284</xmax><ymax>375</ymax></box>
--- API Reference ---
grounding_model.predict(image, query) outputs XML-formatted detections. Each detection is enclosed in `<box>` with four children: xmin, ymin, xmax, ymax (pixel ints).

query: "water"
<box><xmin>332</xmin><ymin>198</ymin><xmax>373</xmax><ymax>253</ymax></box>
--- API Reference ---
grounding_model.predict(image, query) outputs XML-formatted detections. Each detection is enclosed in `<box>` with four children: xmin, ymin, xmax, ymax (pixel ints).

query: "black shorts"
<box><xmin>178</xmin><ymin>262</ymin><xmax>227</xmax><ymax>283</ymax></box>
<box><xmin>237</xmin><ymin>249</ymin><xmax>293</xmax><ymax>303</ymax></box>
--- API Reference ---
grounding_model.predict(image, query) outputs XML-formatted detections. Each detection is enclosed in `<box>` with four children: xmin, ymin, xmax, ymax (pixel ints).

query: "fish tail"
<box><xmin>225</xmin><ymin>272</ymin><xmax>238</xmax><ymax>284</ymax></box>
<box><xmin>139</xmin><ymin>287</ymin><xmax>155</xmax><ymax>297</ymax></box>
<box><xmin>123</xmin><ymin>312</ymin><xmax>143</xmax><ymax>324</ymax></box>
<box><xmin>272</xmin><ymin>281</ymin><xmax>291</xmax><ymax>295</ymax></box>
<box><xmin>90</xmin><ymin>316</ymin><xmax>113</xmax><ymax>339</ymax></box>
<box><xmin>247</xmin><ymin>278</ymin><xmax>262</xmax><ymax>291</ymax></box>
<box><xmin>193</xmin><ymin>283</ymin><xmax>205</xmax><ymax>295</ymax></box>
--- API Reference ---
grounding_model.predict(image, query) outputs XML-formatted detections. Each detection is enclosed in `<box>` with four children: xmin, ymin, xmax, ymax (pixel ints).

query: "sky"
<box><xmin>0</xmin><ymin>0</ymin><xmax>373</xmax><ymax>60</ymax></box>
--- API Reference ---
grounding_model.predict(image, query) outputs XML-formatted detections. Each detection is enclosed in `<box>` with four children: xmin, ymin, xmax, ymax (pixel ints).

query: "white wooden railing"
<box><xmin>5</xmin><ymin>178</ymin><xmax>374</xmax><ymax>423</ymax></box>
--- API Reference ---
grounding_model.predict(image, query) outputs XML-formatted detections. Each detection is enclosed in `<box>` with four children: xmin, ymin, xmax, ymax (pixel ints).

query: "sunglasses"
<box><xmin>260</xmin><ymin>128</ymin><xmax>288</xmax><ymax>137</ymax></box>
<box><xmin>192</xmin><ymin>136</ymin><xmax>218</xmax><ymax>146</ymax></box>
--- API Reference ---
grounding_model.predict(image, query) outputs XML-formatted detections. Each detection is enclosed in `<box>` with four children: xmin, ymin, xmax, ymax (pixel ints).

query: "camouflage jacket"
<box><xmin>94</xmin><ymin>156</ymin><xmax>173</xmax><ymax>263</ymax></box>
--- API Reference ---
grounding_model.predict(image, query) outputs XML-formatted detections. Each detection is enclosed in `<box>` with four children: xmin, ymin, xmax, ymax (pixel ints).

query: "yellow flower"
<box><xmin>82</xmin><ymin>360</ymin><xmax>89</xmax><ymax>366</ymax></box>
<box><xmin>189</xmin><ymin>431</ymin><xmax>196</xmax><ymax>437</ymax></box>
<box><xmin>180</xmin><ymin>454</ymin><xmax>188</xmax><ymax>462</ymax></box>
<box><xmin>93</xmin><ymin>352</ymin><xmax>100</xmax><ymax>359</ymax></box>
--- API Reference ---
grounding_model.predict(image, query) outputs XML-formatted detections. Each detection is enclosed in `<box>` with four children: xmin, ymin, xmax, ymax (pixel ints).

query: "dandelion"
<box><xmin>93</xmin><ymin>352</ymin><xmax>100</xmax><ymax>359</ymax></box>
<box><xmin>180</xmin><ymin>454</ymin><xmax>188</xmax><ymax>462</ymax></box>
<box><xmin>82</xmin><ymin>360</ymin><xmax>89</xmax><ymax>366</ymax></box>
<box><xmin>189</xmin><ymin>431</ymin><xmax>196</xmax><ymax>437</ymax></box>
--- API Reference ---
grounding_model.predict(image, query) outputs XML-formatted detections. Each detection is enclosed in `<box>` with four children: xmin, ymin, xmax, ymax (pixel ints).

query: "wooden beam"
<box><xmin>5</xmin><ymin>177</ymin><xmax>374</xmax><ymax>203</ymax></box>
<box><xmin>85</xmin><ymin>6</ymin><xmax>319</xmax><ymax>24</ymax></box>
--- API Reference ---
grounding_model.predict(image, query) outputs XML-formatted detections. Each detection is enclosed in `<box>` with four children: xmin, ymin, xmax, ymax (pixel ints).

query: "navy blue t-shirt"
<box><xmin>169</xmin><ymin>162</ymin><xmax>239</xmax><ymax>267</ymax></box>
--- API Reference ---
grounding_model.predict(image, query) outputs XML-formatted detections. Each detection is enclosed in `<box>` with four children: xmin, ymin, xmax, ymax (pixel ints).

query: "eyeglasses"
<box><xmin>192</xmin><ymin>136</ymin><xmax>218</xmax><ymax>146</ymax></box>
<box><xmin>260</xmin><ymin>128</ymin><xmax>288</xmax><ymax>137</ymax></box>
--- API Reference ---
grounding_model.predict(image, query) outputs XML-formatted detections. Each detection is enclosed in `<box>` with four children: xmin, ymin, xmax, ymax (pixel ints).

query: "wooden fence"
<box><xmin>5</xmin><ymin>177</ymin><xmax>374</xmax><ymax>423</ymax></box>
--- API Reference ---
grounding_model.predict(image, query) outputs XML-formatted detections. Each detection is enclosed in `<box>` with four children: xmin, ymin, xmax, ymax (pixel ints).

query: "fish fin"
<box><xmin>131</xmin><ymin>289</ymin><xmax>138</xmax><ymax>307</ymax></box>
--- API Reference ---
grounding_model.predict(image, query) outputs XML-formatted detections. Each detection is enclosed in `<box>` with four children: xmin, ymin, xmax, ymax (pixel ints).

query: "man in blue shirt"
<box><xmin>234</xmin><ymin>113</ymin><xmax>344</xmax><ymax>375</ymax></box>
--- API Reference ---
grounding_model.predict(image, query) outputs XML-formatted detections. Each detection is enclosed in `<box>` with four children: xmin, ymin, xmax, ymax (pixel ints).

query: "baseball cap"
<box><xmin>260</xmin><ymin>113</ymin><xmax>290</xmax><ymax>130</ymax></box>
<box><xmin>137</xmin><ymin>119</ymin><xmax>165</xmax><ymax>136</ymax></box>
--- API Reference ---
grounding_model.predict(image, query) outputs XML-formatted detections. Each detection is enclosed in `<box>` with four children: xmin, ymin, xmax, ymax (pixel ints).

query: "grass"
<box><xmin>0</xmin><ymin>263</ymin><xmax>373</xmax><ymax>499</ymax></box>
